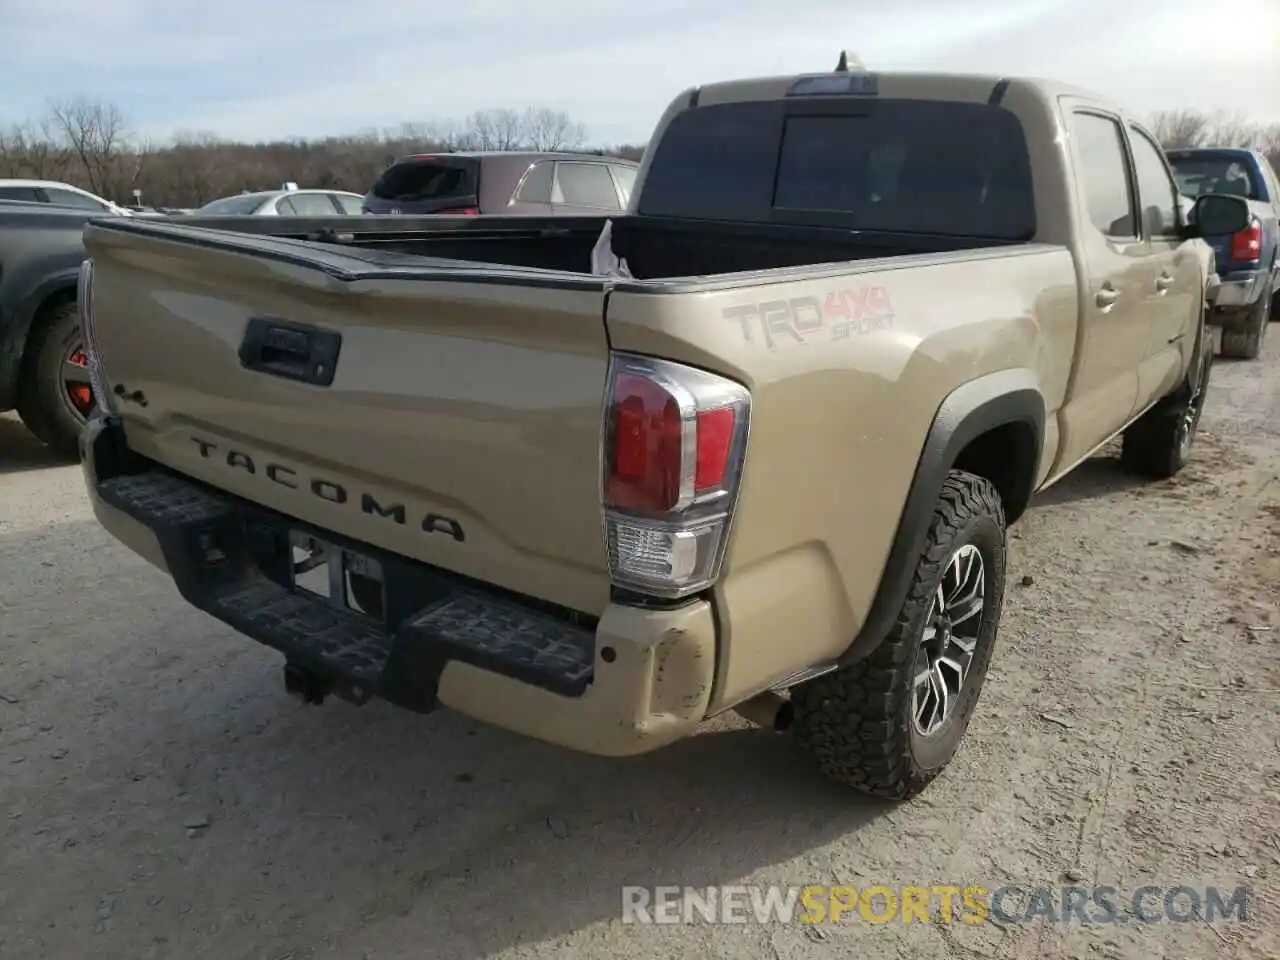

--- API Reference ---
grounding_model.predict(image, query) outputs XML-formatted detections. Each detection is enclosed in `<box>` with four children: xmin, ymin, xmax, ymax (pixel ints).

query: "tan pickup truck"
<box><xmin>76</xmin><ymin>60</ymin><xmax>1250</xmax><ymax>800</ymax></box>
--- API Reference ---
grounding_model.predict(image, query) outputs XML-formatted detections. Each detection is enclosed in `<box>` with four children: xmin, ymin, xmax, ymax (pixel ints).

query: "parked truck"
<box><xmin>1165</xmin><ymin>146</ymin><xmax>1280</xmax><ymax>359</ymax></box>
<box><xmin>75</xmin><ymin>61</ymin><xmax>1249</xmax><ymax>800</ymax></box>
<box><xmin>0</xmin><ymin>200</ymin><xmax>100</xmax><ymax>457</ymax></box>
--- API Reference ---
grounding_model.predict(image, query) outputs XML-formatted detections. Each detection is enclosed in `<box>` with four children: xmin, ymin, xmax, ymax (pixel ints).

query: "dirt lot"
<box><xmin>2</xmin><ymin>343</ymin><xmax>1279</xmax><ymax>960</ymax></box>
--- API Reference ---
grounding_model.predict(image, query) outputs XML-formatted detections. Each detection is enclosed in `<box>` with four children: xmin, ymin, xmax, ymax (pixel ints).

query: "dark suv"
<box><xmin>361</xmin><ymin>151</ymin><xmax>639</xmax><ymax>216</ymax></box>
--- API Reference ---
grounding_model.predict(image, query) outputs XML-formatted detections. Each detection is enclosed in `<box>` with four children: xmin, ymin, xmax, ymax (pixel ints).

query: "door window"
<box><xmin>42</xmin><ymin>188</ymin><xmax>112</xmax><ymax>212</ymax></box>
<box><xmin>1070</xmin><ymin>112</ymin><xmax>1137</xmax><ymax>239</ymax></box>
<box><xmin>1127</xmin><ymin>127</ymin><xmax>1181</xmax><ymax>238</ymax></box>
<box><xmin>0</xmin><ymin>186</ymin><xmax>42</xmax><ymax>203</ymax></box>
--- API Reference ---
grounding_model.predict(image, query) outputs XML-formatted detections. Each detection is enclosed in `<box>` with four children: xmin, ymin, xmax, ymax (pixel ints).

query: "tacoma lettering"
<box><xmin>189</xmin><ymin>436</ymin><xmax>465</xmax><ymax>542</ymax></box>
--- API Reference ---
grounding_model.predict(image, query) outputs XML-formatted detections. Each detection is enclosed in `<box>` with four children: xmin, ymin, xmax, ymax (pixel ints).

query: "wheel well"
<box><xmin>951</xmin><ymin>420</ymin><xmax>1039</xmax><ymax>524</ymax></box>
<box><xmin>18</xmin><ymin>286</ymin><xmax>77</xmax><ymax>375</ymax></box>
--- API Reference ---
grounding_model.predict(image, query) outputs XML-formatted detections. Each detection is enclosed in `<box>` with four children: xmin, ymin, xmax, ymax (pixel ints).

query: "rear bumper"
<box><xmin>81</xmin><ymin>416</ymin><xmax>716</xmax><ymax>757</ymax></box>
<box><xmin>1211</xmin><ymin>269</ymin><xmax>1266</xmax><ymax>310</ymax></box>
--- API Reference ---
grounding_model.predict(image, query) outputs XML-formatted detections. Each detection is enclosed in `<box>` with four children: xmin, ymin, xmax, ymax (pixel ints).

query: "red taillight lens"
<box><xmin>602</xmin><ymin>354</ymin><xmax>751</xmax><ymax>598</ymax></box>
<box><xmin>607</xmin><ymin>373</ymin><xmax>684</xmax><ymax>513</ymax></box>
<box><xmin>437</xmin><ymin>206</ymin><xmax>479</xmax><ymax>216</ymax></box>
<box><xmin>695</xmin><ymin>407</ymin><xmax>735</xmax><ymax>491</ymax></box>
<box><xmin>1230</xmin><ymin>220</ymin><xmax>1261</xmax><ymax>262</ymax></box>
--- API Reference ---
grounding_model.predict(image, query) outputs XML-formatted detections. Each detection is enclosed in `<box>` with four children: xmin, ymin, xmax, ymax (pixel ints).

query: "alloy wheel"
<box><xmin>911</xmin><ymin>544</ymin><xmax>986</xmax><ymax>737</ymax></box>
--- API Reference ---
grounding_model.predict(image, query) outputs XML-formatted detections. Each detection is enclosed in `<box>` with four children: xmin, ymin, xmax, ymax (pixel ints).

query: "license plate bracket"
<box><xmin>289</xmin><ymin>530</ymin><xmax>386</xmax><ymax>621</ymax></box>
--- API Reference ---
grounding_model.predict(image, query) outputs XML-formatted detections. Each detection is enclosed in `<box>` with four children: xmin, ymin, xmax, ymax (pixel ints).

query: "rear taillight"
<box><xmin>602</xmin><ymin>353</ymin><xmax>751</xmax><ymax>599</ymax></box>
<box><xmin>437</xmin><ymin>206</ymin><xmax>479</xmax><ymax>216</ymax></box>
<box><xmin>77</xmin><ymin>258</ymin><xmax>116</xmax><ymax>415</ymax></box>
<box><xmin>1229</xmin><ymin>220</ymin><xmax>1262</xmax><ymax>262</ymax></box>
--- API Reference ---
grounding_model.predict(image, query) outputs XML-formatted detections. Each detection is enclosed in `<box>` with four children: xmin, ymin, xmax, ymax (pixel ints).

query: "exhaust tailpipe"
<box><xmin>733</xmin><ymin>691</ymin><xmax>794</xmax><ymax>732</ymax></box>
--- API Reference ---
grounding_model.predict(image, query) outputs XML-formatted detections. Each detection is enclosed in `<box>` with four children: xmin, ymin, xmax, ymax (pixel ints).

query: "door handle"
<box><xmin>1096</xmin><ymin>285</ymin><xmax>1119</xmax><ymax>308</ymax></box>
<box><xmin>1155</xmin><ymin>273</ymin><xmax>1174</xmax><ymax>293</ymax></box>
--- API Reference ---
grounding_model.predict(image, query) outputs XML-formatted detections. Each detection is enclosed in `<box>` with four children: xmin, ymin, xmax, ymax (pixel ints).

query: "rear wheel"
<box><xmin>1219</xmin><ymin>295</ymin><xmax>1269</xmax><ymax>359</ymax></box>
<box><xmin>16</xmin><ymin>299</ymin><xmax>95</xmax><ymax>459</ymax></box>
<box><xmin>789</xmin><ymin>470</ymin><xmax>1007</xmax><ymax>801</ymax></box>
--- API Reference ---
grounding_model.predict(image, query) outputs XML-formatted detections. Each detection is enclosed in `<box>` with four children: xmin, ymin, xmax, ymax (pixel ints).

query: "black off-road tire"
<box><xmin>1121</xmin><ymin>329</ymin><xmax>1213</xmax><ymax>480</ymax></box>
<box><xmin>16</xmin><ymin>298</ymin><xmax>90</xmax><ymax>460</ymax></box>
<box><xmin>789</xmin><ymin>470</ymin><xmax>1007</xmax><ymax>801</ymax></box>
<box><xmin>1219</xmin><ymin>294</ymin><xmax>1269</xmax><ymax>359</ymax></box>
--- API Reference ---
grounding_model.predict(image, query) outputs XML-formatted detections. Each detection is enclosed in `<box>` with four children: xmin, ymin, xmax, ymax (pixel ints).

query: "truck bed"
<box><xmin>160</xmin><ymin>213</ymin><xmax>1024</xmax><ymax>280</ymax></box>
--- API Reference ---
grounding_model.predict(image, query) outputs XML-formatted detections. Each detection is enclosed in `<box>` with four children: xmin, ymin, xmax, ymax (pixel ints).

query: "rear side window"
<box><xmin>371</xmin><ymin>159</ymin><xmax>475</xmax><ymax>201</ymax></box>
<box><xmin>280</xmin><ymin>193</ymin><xmax>342</xmax><ymax>216</ymax></box>
<box><xmin>555</xmin><ymin>162</ymin><xmax>622</xmax><ymax>208</ymax></box>
<box><xmin>514</xmin><ymin>161</ymin><xmax>554</xmax><ymax>203</ymax></box>
<box><xmin>0</xmin><ymin>186</ymin><xmax>43</xmax><ymax>203</ymax></box>
<box><xmin>333</xmin><ymin>194</ymin><xmax>363</xmax><ymax>214</ymax></box>
<box><xmin>610</xmin><ymin>165</ymin><xmax>638</xmax><ymax>206</ymax></box>
<box><xmin>638</xmin><ymin>98</ymin><xmax>1036</xmax><ymax>239</ymax></box>
<box><xmin>197</xmin><ymin>194</ymin><xmax>268</xmax><ymax>215</ymax></box>
<box><xmin>1070</xmin><ymin>113</ymin><xmax>1136</xmax><ymax>239</ymax></box>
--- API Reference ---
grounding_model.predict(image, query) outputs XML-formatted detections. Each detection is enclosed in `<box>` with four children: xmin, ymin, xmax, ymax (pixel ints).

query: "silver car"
<box><xmin>192</xmin><ymin>188</ymin><xmax>364</xmax><ymax>216</ymax></box>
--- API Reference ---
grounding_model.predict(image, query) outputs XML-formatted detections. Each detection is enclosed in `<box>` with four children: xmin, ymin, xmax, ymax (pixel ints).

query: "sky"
<box><xmin>1</xmin><ymin>0</ymin><xmax>1277</xmax><ymax>146</ymax></box>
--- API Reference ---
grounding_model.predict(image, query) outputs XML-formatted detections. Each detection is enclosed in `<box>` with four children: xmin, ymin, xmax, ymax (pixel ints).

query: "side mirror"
<box><xmin>1185</xmin><ymin>194</ymin><xmax>1251</xmax><ymax>238</ymax></box>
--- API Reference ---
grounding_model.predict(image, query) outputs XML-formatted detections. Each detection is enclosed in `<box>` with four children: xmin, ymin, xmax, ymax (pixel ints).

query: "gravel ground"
<box><xmin>2</xmin><ymin>341</ymin><xmax>1279</xmax><ymax>960</ymax></box>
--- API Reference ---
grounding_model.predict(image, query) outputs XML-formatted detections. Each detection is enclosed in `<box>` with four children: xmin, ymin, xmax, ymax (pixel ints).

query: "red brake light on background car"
<box><xmin>1229</xmin><ymin>220</ymin><xmax>1261</xmax><ymax>262</ymax></box>
<box><xmin>437</xmin><ymin>206</ymin><xmax>479</xmax><ymax>216</ymax></box>
<box><xmin>602</xmin><ymin>354</ymin><xmax>751</xmax><ymax>598</ymax></box>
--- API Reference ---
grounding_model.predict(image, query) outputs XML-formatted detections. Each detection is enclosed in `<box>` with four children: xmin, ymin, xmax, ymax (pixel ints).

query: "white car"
<box><xmin>192</xmin><ymin>187</ymin><xmax>365</xmax><ymax>216</ymax></box>
<box><xmin>0</xmin><ymin>179</ymin><xmax>133</xmax><ymax>215</ymax></box>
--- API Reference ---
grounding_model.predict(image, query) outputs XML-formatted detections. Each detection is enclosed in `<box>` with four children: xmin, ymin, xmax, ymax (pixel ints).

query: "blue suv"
<box><xmin>1167</xmin><ymin>147</ymin><xmax>1280</xmax><ymax>359</ymax></box>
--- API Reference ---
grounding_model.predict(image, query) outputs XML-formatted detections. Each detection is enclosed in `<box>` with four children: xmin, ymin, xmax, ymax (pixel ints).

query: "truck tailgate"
<box><xmin>83</xmin><ymin>219</ymin><xmax>614</xmax><ymax>616</ymax></box>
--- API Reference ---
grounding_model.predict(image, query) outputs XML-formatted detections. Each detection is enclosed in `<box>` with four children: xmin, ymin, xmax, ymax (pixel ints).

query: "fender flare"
<box><xmin>0</xmin><ymin>267</ymin><xmax>81</xmax><ymax>410</ymax></box>
<box><xmin>839</xmin><ymin>369</ymin><xmax>1046</xmax><ymax>665</ymax></box>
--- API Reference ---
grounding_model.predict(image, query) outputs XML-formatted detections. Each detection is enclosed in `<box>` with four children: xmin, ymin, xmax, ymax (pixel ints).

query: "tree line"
<box><xmin>0</xmin><ymin>99</ymin><xmax>646</xmax><ymax>209</ymax></box>
<box><xmin>0</xmin><ymin>98</ymin><xmax>1277</xmax><ymax>211</ymax></box>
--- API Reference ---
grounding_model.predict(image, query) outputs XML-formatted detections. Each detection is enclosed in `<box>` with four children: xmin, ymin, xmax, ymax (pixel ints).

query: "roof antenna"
<box><xmin>834</xmin><ymin>49</ymin><xmax>865</xmax><ymax>72</ymax></box>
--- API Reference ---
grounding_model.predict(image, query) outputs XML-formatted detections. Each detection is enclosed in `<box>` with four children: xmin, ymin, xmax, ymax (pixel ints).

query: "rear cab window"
<box><xmin>1167</xmin><ymin>151</ymin><xmax>1265</xmax><ymax>202</ymax></box>
<box><xmin>637</xmin><ymin>97</ymin><xmax>1036</xmax><ymax>239</ymax></box>
<box><xmin>371</xmin><ymin>157</ymin><xmax>479</xmax><ymax>202</ymax></box>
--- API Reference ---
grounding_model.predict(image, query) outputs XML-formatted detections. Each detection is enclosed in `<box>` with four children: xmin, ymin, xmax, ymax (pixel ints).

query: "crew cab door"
<box><xmin>1055</xmin><ymin>106</ymin><xmax>1151</xmax><ymax>469</ymax></box>
<box><xmin>1125</xmin><ymin>123</ymin><xmax>1202</xmax><ymax>404</ymax></box>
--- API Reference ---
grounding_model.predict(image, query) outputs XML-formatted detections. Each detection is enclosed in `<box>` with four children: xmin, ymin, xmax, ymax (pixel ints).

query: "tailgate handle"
<box><xmin>239</xmin><ymin>318</ymin><xmax>341</xmax><ymax>386</ymax></box>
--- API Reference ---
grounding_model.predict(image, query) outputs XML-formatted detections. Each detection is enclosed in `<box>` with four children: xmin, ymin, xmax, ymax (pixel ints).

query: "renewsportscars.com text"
<box><xmin>621</xmin><ymin>883</ymin><xmax>1252</xmax><ymax>926</ymax></box>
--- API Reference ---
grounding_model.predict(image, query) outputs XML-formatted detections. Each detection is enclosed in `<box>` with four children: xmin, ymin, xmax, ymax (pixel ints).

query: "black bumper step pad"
<box><xmin>96</xmin><ymin>470</ymin><xmax>596</xmax><ymax>706</ymax></box>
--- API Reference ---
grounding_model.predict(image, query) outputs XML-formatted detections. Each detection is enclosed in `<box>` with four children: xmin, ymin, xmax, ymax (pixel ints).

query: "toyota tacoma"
<box><xmin>75</xmin><ymin>60</ymin><xmax>1250</xmax><ymax>799</ymax></box>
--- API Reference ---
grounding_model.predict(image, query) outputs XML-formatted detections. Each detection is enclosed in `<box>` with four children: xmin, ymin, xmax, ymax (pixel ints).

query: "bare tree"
<box><xmin>1203</xmin><ymin>110</ymin><xmax>1261</xmax><ymax>148</ymax></box>
<box><xmin>1149</xmin><ymin>109</ymin><xmax>1210</xmax><ymax>149</ymax></box>
<box><xmin>0</xmin><ymin>97</ymin><xmax>635</xmax><ymax>207</ymax></box>
<box><xmin>47</xmin><ymin>97</ymin><xmax>127</xmax><ymax>195</ymax></box>
<box><xmin>465</xmin><ymin>109</ymin><xmax>526</xmax><ymax>150</ymax></box>
<box><xmin>522</xmin><ymin>107</ymin><xmax>587</xmax><ymax>151</ymax></box>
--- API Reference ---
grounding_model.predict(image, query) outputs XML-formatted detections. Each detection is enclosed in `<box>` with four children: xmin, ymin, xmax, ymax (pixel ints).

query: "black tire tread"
<box><xmin>15</xmin><ymin>298</ymin><xmax>83</xmax><ymax>460</ymax></box>
<box><xmin>1220</xmin><ymin>295</ymin><xmax>1268</xmax><ymax>359</ymax></box>
<box><xmin>790</xmin><ymin>470</ymin><xmax>1005</xmax><ymax>801</ymax></box>
<box><xmin>1120</xmin><ymin>329</ymin><xmax>1212</xmax><ymax>480</ymax></box>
